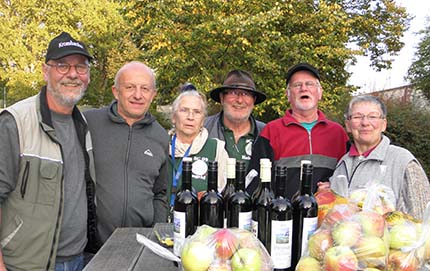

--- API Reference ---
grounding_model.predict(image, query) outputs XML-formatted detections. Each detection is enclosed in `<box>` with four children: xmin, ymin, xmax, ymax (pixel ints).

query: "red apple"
<box><xmin>231</xmin><ymin>248</ymin><xmax>262</xmax><ymax>271</ymax></box>
<box><xmin>324</xmin><ymin>245</ymin><xmax>358</xmax><ymax>271</ymax></box>
<box><xmin>213</xmin><ymin>229</ymin><xmax>239</xmax><ymax>259</ymax></box>
<box><xmin>354</xmin><ymin>211</ymin><xmax>386</xmax><ymax>238</ymax></box>
<box><xmin>322</xmin><ymin>204</ymin><xmax>360</xmax><ymax>227</ymax></box>
<box><xmin>296</xmin><ymin>256</ymin><xmax>321</xmax><ymax>271</ymax></box>
<box><xmin>332</xmin><ymin>220</ymin><xmax>362</xmax><ymax>247</ymax></box>
<box><xmin>353</xmin><ymin>235</ymin><xmax>387</xmax><ymax>269</ymax></box>
<box><xmin>308</xmin><ymin>229</ymin><xmax>333</xmax><ymax>261</ymax></box>
<box><xmin>315</xmin><ymin>189</ymin><xmax>337</xmax><ymax>205</ymax></box>
<box><xmin>387</xmin><ymin>249</ymin><xmax>419</xmax><ymax>271</ymax></box>
<box><xmin>389</xmin><ymin>223</ymin><xmax>419</xmax><ymax>250</ymax></box>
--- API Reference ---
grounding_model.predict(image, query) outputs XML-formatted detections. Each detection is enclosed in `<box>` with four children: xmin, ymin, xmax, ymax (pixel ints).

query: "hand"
<box><xmin>317</xmin><ymin>181</ymin><xmax>330</xmax><ymax>192</ymax></box>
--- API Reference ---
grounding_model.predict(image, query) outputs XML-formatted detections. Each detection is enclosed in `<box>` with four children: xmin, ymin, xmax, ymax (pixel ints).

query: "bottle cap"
<box><xmin>260</xmin><ymin>158</ymin><xmax>272</xmax><ymax>182</ymax></box>
<box><xmin>227</xmin><ymin>158</ymin><xmax>236</xmax><ymax>179</ymax></box>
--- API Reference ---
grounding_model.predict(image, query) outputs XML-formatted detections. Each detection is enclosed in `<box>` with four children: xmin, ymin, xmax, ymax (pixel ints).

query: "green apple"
<box><xmin>296</xmin><ymin>256</ymin><xmax>321</xmax><ymax>271</ymax></box>
<box><xmin>308</xmin><ymin>229</ymin><xmax>333</xmax><ymax>261</ymax></box>
<box><xmin>389</xmin><ymin>223</ymin><xmax>418</xmax><ymax>249</ymax></box>
<box><xmin>181</xmin><ymin>241</ymin><xmax>214</xmax><ymax>271</ymax></box>
<box><xmin>324</xmin><ymin>246</ymin><xmax>358</xmax><ymax>271</ymax></box>
<box><xmin>195</xmin><ymin>225</ymin><xmax>217</xmax><ymax>241</ymax></box>
<box><xmin>353</xmin><ymin>235</ymin><xmax>387</xmax><ymax>269</ymax></box>
<box><xmin>231</xmin><ymin>248</ymin><xmax>262</xmax><ymax>271</ymax></box>
<box><xmin>332</xmin><ymin>220</ymin><xmax>362</xmax><ymax>247</ymax></box>
<box><xmin>354</xmin><ymin>211</ymin><xmax>386</xmax><ymax>237</ymax></box>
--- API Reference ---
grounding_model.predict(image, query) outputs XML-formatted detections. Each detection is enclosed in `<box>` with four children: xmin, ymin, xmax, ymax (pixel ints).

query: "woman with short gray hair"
<box><xmin>329</xmin><ymin>95</ymin><xmax>430</xmax><ymax>219</ymax></box>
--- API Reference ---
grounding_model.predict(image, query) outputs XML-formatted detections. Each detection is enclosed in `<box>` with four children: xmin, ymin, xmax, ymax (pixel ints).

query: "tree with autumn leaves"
<box><xmin>1</xmin><ymin>0</ymin><xmax>409</xmax><ymax>121</ymax></box>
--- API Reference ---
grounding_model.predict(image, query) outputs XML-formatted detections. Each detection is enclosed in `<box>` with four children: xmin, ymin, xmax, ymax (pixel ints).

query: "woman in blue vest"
<box><xmin>167</xmin><ymin>89</ymin><xmax>229</xmax><ymax>219</ymax></box>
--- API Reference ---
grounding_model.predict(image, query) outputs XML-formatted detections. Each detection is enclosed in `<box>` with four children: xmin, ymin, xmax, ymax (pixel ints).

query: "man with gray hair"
<box><xmin>84</xmin><ymin>61</ymin><xmax>169</xmax><ymax>244</ymax></box>
<box><xmin>0</xmin><ymin>31</ymin><xmax>97</xmax><ymax>271</ymax></box>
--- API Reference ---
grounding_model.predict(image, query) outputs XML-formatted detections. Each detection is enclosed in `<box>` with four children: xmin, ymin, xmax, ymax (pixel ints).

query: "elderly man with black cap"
<box><xmin>205</xmin><ymin>70</ymin><xmax>267</xmax><ymax>167</ymax></box>
<box><xmin>246</xmin><ymin>63</ymin><xmax>348</xmax><ymax>201</ymax></box>
<box><xmin>0</xmin><ymin>32</ymin><xmax>97</xmax><ymax>271</ymax></box>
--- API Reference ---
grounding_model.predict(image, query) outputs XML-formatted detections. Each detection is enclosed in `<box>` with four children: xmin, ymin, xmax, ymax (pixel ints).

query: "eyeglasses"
<box><xmin>223</xmin><ymin>89</ymin><xmax>255</xmax><ymax>98</ymax></box>
<box><xmin>289</xmin><ymin>81</ymin><xmax>319</xmax><ymax>90</ymax></box>
<box><xmin>348</xmin><ymin>114</ymin><xmax>384</xmax><ymax>124</ymax></box>
<box><xmin>178</xmin><ymin>107</ymin><xmax>203</xmax><ymax>117</ymax></box>
<box><xmin>46</xmin><ymin>63</ymin><xmax>90</xmax><ymax>75</ymax></box>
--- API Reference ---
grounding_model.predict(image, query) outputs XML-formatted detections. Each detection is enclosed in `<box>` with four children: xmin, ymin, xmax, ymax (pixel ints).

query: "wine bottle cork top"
<box><xmin>260</xmin><ymin>158</ymin><xmax>272</xmax><ymax>182</ymax></box>
<box><xmin>227</xmin><ymin>158</ymin><xmax>236</xmax><ymax>179</ymax></box>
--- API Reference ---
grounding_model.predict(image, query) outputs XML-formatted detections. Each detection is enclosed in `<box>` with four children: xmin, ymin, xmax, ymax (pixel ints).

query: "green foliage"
<box><xmin>407</xmin><ymin>19</ymin><xmax>430</xmax><ymax>102</ymax></box>
<box><xmin>0</xmin><ymin>0</ymin><xmax>410</xmax><ymax>121</ymax></box>
<box><xmin>123</xmin><ymin>0</ymin><xmax>409</xmax><ymax>120</ymax></box>
<box><xmin>384</xmin><ymin>100</ymin><xmax>430</xmax><ymax>177</ymax></box>
<box><xmin>0</xmin><ymin>0</ymin><xmax>140</xmax><ymax>107</ymax></box>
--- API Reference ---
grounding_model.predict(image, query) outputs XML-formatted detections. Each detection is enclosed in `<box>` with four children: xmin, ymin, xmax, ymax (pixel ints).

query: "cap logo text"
<box><xmin>58</xmin><ymin>40</ymin><xmax>84</xmax><ymax>49</ymax></box>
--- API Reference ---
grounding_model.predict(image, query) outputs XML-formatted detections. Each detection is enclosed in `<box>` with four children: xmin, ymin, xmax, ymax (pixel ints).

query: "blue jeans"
<box><xmin>55</xmin><ymin>254</ymin><xmax>84</xmax><ymax>271</ymax></box>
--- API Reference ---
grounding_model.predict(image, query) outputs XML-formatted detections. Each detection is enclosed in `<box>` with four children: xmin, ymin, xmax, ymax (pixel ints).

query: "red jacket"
<box><xmin>246</xmin><ymin>109</ymin><xmax>348</xmax><ymax>199</ymax></box>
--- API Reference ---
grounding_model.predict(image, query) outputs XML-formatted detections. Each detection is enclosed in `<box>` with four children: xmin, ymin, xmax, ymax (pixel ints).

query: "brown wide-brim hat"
<box><xmin>209</xmin><ymin>70</ymin><xmax>267</xmax><ymax>105</ymax></box>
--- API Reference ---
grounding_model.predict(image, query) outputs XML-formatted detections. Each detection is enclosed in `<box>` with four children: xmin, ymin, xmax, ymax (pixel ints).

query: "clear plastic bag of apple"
<box><xmin>296</xmin><ymin>199</ymin><xmax>391</xmax><ymax>270</ymax></box>
<box><xmin>314</xmin><ymin>188</ymin><xmax>349</xmax><ymax>227</ymax></box>
<box><xmin>348</xmin><ymin>179</ymin><xmax>396</xmax><ymax>216</ymax></box>
<box><xmin>384</xmin><ymin>202</ymin><xmax>430</xmax><ymax>271</ymax></box>
<box><xmin>180</xmin><ymin>225</ymin><xmax>274</xmax><ymax>271</ymax></box>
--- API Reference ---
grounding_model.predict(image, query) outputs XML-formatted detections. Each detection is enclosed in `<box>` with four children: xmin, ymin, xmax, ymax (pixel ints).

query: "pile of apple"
<box><xmin>315</xmin><ymin>189</ymin><xmax>349</xmax><ymax>227</ymax></box>
<box><xmin>348</xmin><ymin>183</ymin><xmax>396</xmax><ymax>216</ymax></box>
<box><xmin>180</xmin><ymin>225</ymin><xmax>273</xmax><ymax>271</ymax></box>
<box><xmin>296</xmin><ymin>203</ymin><xmax>390</xmax><ymax>270</ymax></box>
<box><xmin>315</xmin><ymin>186</ymin><xmax>396</xmax><ymax>228</ymax></box>
<box><xmin>384</xmin><ymin>210</ymin><xmax>430</xmax><ymax>271</ymax></box>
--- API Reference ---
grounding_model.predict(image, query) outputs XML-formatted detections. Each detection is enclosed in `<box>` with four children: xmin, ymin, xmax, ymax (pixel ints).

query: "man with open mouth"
<box><xmin>246</xmin><ymin>63</ymin><xmax>349</xmax><ymax>201</ymax></box>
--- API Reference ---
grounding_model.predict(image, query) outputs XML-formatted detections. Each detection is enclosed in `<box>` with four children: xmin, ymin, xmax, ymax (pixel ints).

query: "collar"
<box><xmin>282</xmin><ymin>109</ymin><xmax>327</xmax><ymax>127</ymax></box>
<box><xmin>219</xmin><ymin>111</ymin><xmax>256</xmax><ymax>137</ymax></box>
<box><xmin>349</xmin><ymin>144</ymin><xmax>377</xmax><ymax>158</ymax></box>
<box><xmin>349</xmin><ymin>135</ymin><xmax>390</xmax><ymax>160</ymax></box>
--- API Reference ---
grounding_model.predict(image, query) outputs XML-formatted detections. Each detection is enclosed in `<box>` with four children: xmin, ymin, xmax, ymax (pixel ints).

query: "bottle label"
<box><xmin>238</xmin><ymin>211</ymin><xmax>252</xmax><ymax>231</ymax></box>
<box><xmin>173</xmin><ymin>211</ymin><xmax>186</xmax><ymax>256</ymax></box>
<box><xmin>271</xmin><ymin>220</ymin><xmax>293</xmax><ymax>269</ymax></box>
<box><xmin>251</xmin><ymin>219</ymin><xmax>258</xmax><ymax>237</ymax></box>
<box><xmin>301</xmin><ymin>216</ymin><xmax>318</xmax><ymax>257</ymax></box>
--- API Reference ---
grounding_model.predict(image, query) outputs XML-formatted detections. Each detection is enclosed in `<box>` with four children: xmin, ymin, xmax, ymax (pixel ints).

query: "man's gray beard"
<box><xmin>48</xmin><ymin>86</ymin><xmax>86</xmax><ymax>108</ymax></box>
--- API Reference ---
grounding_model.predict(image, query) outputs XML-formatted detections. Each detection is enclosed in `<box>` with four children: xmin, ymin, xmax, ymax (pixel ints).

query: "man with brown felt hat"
<box><xmin>205</xmin><ymin>70</ymin><xmax>266</xmax><ymax>167</ymax></box>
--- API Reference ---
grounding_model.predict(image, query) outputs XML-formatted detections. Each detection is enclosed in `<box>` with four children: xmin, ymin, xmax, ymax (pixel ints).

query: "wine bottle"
<box><xmin>227</xmin><ymin>160</ymin><xmax>252</xmax><ymax>231</ymax></box>
<box><xmin>173</xmin><ymin>157</ymin><xmax>198</xmax><ymax>256</ymax></box>
<box><xmin>291</xmin><ymin>160</ymin><xmax>311</xmax><ymax>203</ymax></box>
<box><xmin>221</xmin><ymin>158</ymin><xmax>236</xmax><ymax>228</ymax></box>
<box><xmin>291</xmin><ymin>160</ymin><xmax>318</xmax><ymax>269</ymax></box>
<box><xmin>252</xmin><ymin>158</ymin><xmax>274</xmax><ymax>249</ymax></box>
<box><xmin>199</xmin><ymin>160</ymin><xmax>224</xmax><ymax>228</ymax></box>
<box><xmin>270</xmin><ymin>166</ymin><xmax>293</xmax><ymax>271</ymax></box>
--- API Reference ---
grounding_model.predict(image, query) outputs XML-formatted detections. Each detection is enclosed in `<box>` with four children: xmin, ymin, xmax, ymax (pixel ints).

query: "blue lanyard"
<box><xmin>170</xmin><ymin>134</ymin><xmax>192</xmax><ymax>207</ymax></box>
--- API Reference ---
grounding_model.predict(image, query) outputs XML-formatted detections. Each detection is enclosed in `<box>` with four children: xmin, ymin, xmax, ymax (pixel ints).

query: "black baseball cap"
<box><xmin>45</xmin><ymin>32</ymin><xmax>92</xmax><ymax>63</ymax></box>
<box><xmin>285</xmin><ymin>63</ymin><xmax>320</xmax><ymax>85</ymax></box>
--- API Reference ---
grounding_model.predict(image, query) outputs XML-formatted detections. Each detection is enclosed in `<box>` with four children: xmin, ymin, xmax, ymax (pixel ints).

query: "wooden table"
<box><xmin>84</xmin><ymin>227</ymin><xmax>178</xmax><ymax>271</ymax></box>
